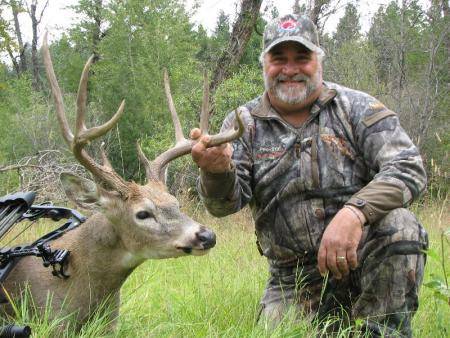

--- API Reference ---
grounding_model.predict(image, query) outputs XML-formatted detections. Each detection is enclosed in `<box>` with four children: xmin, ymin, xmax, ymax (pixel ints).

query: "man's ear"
<box><xmin>60</xmin><ymin>173</ymin><xmax>104</xmax><ymax>210</ymax></box>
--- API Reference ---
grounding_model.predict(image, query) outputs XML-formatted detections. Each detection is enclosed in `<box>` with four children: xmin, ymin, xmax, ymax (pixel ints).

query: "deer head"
<box><xmin>41</xmin><ymin>33</ymin><xmax>244</xmax><ymax>261</ymax></box>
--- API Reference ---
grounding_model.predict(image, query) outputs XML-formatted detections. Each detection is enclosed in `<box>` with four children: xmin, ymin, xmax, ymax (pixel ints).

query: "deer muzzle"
<box><xmin>176</xmin><ymin>226</ymin><xmax>216</xmax><ymax>255</ymax></box>
<box><xmin>196</xmin><ymin>227</ymin><xmax>216</xmax><ymax>250</ymax></box>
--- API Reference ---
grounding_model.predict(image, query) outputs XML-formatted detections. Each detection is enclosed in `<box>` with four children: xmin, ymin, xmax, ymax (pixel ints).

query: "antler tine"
<box><xmin>81</xmin><ymin>100</ymin><xmax>126</xmax><ymax>142</ymax></box>
<box><xmin>136</xmin><ymin>141</ymin><xmax>154</xmax><ymax>181</ymax></box>
<box><xmin>71</xmin><ymin>98</ymin><xmax>128</xmax><ymax>194</ymax></box>
<box><xmin>163</xmin><ymin>69</ymin><xmax>185</xmax><ymax>144</ymax></box>
<box><xmin>75</xmin><ymin>55</ymin><xmax>95</xmax><ymax>137</ymax></box>
<box><xmin>199</xmin><ymin>69</ymin><xmax>209</xmax><ymax>135</ymax></box>
<box><xmin>42</xmin><ymin>32</ymin><xmax>74</xmax><ymax>145</ymax></box>
<box><xmin>206</xmin><ymin>108</ymin><xmax>245</xmax><ymax>147</ymax></box>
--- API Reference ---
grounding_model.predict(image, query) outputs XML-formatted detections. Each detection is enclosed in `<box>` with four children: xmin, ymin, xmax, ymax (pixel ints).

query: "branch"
<box><xmin>36</xmin><ymin>0</ymin><xmax>48</xmax><ymax>24</ymax></box>
<box><xmin>0</xmin><ymin>164</ymin><xmax>43</xmax><ymax>172</ymax></box>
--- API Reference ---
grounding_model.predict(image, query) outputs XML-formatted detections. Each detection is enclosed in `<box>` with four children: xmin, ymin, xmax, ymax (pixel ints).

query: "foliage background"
<box><xmin>0</xmin><ymin>0</ymin><xmax>447</xmax><ymax>198</ymax></box>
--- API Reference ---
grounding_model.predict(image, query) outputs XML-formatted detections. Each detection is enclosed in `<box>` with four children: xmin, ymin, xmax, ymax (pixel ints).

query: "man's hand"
<box><xmin>317</xmin><ymin>206</ymin><xmax>366</xmax><ymax>279</ymax></box>
<box><xmin>190</xmin><ymin>128</ymin><xmax>233</xmax><ymax>173</ymax></box>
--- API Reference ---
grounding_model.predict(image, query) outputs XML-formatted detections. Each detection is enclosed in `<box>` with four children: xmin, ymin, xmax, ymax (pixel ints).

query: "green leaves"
<box><xmin>424</xmin><ymin>274</ymin><xmax>450</xmax><ymax>304</ymax></box>
<box><xmin>423</xmin><ymin>228</ymin><xmax>450</xmax><ymax>307</ymax></box>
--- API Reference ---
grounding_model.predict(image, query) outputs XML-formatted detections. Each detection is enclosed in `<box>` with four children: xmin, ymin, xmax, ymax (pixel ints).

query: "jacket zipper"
<box><xmin>255</xmin><ymin>112</ymin><xmax>321</xmax><ymax>251</ymax></box>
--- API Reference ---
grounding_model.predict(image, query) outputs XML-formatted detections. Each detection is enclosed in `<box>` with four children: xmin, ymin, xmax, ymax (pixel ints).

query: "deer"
<box><xmin>0</xmin><ymin>34</ymin><xmax>243</xmax><ymax>330</ymax></box>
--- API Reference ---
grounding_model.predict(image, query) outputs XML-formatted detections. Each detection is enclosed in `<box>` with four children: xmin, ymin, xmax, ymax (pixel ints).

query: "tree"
<box><xmin>3</xmin><ymin>0</ymin><xmax>27</xmax><ymax>74</ymax></box>
<box><xmin>195</xmin><ymin>11</ymin><xmax>231</xmax><ymax>68</ymax></box>
<box><xmin>293</xmin><ymin>0</ymin><xmax>306</xmax><ymax>15</ymax></box>
<box><xmin>84</xmin><ymin>0</ymin><xmax>203</xmax><ymax>179</ymax></box>
<box><xmin>307</xmin><ymin>0</ymin><xmax>332</xmax><ymax>28</ymax></box>
<box><xmin>333</xmin><ymin>3</ymin><xmax>360</xmax><ymax>48</ymax></box>
<box><xmin>209</xmin><ymin>0</ymin><xmax>263</xmax><ymax>98</ymax></box>
<box><xmin>26</xmin><ymin>0</ymin><xmax>48</xmax><ymax>90</ymax></box>
<box><xmin>69</xmin><ymin>0</ymin><xmax>105</xmax><ymax>61</ymax></box>
<box><xmin>366</xmin><ymin>0</ymin><xmax>448</xmax><ymax>181</ymax></box>
<box><xmin>0</xmin><ymin>9</ymin><xmax>20</xmax><ymax>74</ymax></box>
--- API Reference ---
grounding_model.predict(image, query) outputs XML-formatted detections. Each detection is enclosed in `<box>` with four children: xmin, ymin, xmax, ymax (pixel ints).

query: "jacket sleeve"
<box><xmin>345</xmin><ymin>96</ymin><xmax>427</xmax><ymax>224</ymax></box>
<box><xmin>197</xmin><ymin>108</ymin><xmax>254</xmax><ymax>217</ymax></box>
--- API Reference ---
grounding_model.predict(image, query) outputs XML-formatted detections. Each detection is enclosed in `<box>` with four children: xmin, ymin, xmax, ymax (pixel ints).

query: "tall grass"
<box><xmin>1</xmin><ymin>199</ymin><xmax>448</xmax><ymax>337</ymax></box>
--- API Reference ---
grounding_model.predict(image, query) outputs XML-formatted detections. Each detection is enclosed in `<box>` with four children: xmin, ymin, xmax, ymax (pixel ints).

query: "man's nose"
<box><xmin>283</xmin><ymin>60</ymin><xmax>300</xmax><ymax>76</ymax></box>
<box><xmin>282</xmin><ymin>61</ymin><xmax>300</xmax><ymax>77</ymax></box>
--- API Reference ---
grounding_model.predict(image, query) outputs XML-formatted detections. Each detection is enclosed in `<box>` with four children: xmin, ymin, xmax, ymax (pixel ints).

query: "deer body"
<box><xmin>3</xmin><ymin>214</ymin><xmax>129</xmax><ymax>324</ymax></box>
<box><xmin>2</xmin><ymin>181</ymin><xmax>215</xmax><ymax>326</ymax></box>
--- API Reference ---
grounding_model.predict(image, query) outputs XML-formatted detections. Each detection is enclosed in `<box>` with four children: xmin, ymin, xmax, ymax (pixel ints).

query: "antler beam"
<box><xmin>42</xmin><ymin>32</ymin><xmax>129</xmax><ymax>195</ymax></box>
<box><xmin>137</xmin><ymin>69</ymin><xmax>245</xmax><ymax>182</ymax></box>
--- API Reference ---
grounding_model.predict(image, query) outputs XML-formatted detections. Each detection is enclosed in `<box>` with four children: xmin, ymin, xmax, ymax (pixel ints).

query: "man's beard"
<box><xmin>264</xmin><ymin>69</ymin><xmax>322</xmax><ymax>105</ymax></box>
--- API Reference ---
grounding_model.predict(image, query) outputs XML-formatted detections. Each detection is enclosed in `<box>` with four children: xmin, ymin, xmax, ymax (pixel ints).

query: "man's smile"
<box><xmin>279</xmin><ymin>79</ymin><xmax>305</xmax><ymax>87</ymax></box>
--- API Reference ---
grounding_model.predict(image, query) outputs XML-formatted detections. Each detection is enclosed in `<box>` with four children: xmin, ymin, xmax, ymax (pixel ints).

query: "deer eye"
<box><xmin>136</xmin><ymin>211</ymin><xmax>153</xmax><ymax>220</ymax></box>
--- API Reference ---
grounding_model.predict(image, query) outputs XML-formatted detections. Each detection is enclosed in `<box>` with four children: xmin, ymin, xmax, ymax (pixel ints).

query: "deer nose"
<box><xmin>196</xmin><ymin>228</ymin><xmax>216</xmax><ymax>249</ymax></box>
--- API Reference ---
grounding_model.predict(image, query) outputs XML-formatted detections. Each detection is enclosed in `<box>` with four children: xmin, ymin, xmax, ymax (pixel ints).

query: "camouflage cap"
<box><xmin>260</xmin><ymin>14</ymin><xmax>324</xmax><ymax>62</ymax></box>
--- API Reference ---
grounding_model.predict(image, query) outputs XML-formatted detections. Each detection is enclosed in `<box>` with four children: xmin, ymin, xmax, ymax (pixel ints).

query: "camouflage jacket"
<box><xmin>198</xmin><ymin>82</ymin><xmax>426</xmax><ymax>261</ymax></box>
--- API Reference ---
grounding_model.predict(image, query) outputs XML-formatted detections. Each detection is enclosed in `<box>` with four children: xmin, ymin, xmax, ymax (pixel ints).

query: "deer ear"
<box><xmin>60</xmin><ymin>173</ymin><xmax>103</xmax><ymax>210</ymax></box>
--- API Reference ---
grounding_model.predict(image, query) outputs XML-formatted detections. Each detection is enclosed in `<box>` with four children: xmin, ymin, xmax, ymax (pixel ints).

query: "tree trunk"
<box><xmin>293</xmin><ymin>0</ymin><xmax>303</xmax><ymax>15</ymax></box>
<box><xmin>439</xmin><ymin>0</ymin><xmax>449</xmax><ymax>89</ymax></box>
<box><xmin>209</xmin><ymin>0</ymin><xmax>263</xmax><ymax>100</ymax></box>
<box><xmin>396</xmin><ymin>0</ymin><xmax>407</xmax><ymax>115</ymax></box>
<box><xmin>10</xmin><ymin>0</ymin><xmax>27</xmax><ymax>73</ymax></box>
<box><xmin>30</xmin><ymin>2</ymin><xmax>40</xmax><ymax>90</ymax></box>
<box><xmin>308</xmin><ymin>0</ymin><xmax>331</xmax><ymax>27</ymax></box>
<box><xmin>92</xmin><ymin>0</ymin><xmax>103</xmax><ymax>62</ymax></box>
<box><xmin>6</xmin><ymin>42</ymin><xmax>20</xmax><ymax>75</ymax></box>
<box><xmin>28</xmin><ymin>0</ymin><xmax>48</xmax><ymax>91</ymax></box>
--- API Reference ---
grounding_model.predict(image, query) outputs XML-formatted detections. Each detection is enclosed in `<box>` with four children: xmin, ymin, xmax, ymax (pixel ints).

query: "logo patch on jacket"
<box><xmin>255</xmin><ymin>145</ymin><xmax>286</xmax><ymax>161</ymax></box>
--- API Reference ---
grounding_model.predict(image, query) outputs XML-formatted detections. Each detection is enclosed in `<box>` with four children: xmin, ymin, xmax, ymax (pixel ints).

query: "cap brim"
<box><xmin>260</xmin><ymin>36</ymin><xmax>325</xmax><ymax>62</ymax></box>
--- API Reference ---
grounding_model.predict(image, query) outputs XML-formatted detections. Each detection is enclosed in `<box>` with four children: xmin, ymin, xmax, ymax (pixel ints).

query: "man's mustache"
<box><xmin>275</xmin><ymin>74</ymin><xmax>310</xmax><ymax>83</ymax></box>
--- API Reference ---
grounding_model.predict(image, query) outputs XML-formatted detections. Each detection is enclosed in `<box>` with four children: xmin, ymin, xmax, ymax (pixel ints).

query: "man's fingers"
<box><xmin>200</xmin><ymin>135</ymin><xmax>211</xmax><ymax>146</ymax></box>
<box><xmin>336</xmin><ymin>250</ymin><xmax>350</xmax><ymax>277</ymax></box>
<box><xmin>317</xmin><ymin>246</ymin><xmax>328</xmax><ymax>276</ymax></box>
<box><xmin>347</xmin><ymin>249</ymin><xmax>358</xmax><ymax>270</ymax></box>
<box><xmin>189</xmin><ymin>128</ymin><xmax>202</xmax><ymax>140</ymax></box>
<box><xmin>327</xmin><ymin>252</ymin><xmax>341</xmax><ymax>279</ymax></box>
<box><xmin>191</xmin><ymin>136</ymin><xmax>233</xmax><ymax>173</ymax></box>
<box><xmin>192</xmin><ymin>136</ymin><xmax>210</xmax><ymax>153</ymax></box>
<box><xmin>191</xmin><ymin>136</ymin><xmax>209</xmax><ymax>164</ymax></box>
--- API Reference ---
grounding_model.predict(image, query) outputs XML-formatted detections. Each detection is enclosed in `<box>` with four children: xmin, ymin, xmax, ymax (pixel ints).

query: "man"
<box><xmin>191</xmin><ymin>14</ymin><xmax>428</xmax><ymax>337</ymax></box>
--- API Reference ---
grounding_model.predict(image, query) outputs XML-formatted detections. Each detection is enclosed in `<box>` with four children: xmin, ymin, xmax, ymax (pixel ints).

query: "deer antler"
<box><xmin>137</xmin><ymin>69</ymin><xmax>244</xmax><ymax>182</ymax></box>
<box><xmin>42</xmin><ymin>32</ymin><xmax>129</xmax><ymax>196</ymax></box>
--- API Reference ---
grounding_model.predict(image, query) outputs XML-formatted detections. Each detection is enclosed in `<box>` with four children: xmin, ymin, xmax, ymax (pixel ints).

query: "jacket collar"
<box><xmin>250</xmin><ymin>83</ymin><xmax>337</xmax><ymax>119</ymax></box>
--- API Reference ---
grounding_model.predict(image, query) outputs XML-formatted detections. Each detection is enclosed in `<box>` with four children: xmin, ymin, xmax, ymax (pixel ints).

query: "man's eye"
<box><xmin>272</xmin><ymin>57</ymin><xmax>284</xmax><ymax>62</ymax></box>
<box><xmin>136</xmin><ymin>211</ymin><xmax>153</xmax><ymax>219</ymax></box>
<box><xmin>296</xmin><ymin>55</ymin><xmax>311</xmax><ymax>61</ymax></box>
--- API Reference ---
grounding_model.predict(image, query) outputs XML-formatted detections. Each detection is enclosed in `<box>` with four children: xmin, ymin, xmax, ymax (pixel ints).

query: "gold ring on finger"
<box><xmin>336</xmin><ymin>256</ymin><xmax>347</xmax><ymax>261</ymax></box>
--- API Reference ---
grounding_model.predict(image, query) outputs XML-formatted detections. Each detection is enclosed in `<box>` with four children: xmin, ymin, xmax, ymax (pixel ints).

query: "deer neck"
<box><xmin>51</xmin><ymin>212</ymin><xmax>146</xmax><ymax>290</ymax></box>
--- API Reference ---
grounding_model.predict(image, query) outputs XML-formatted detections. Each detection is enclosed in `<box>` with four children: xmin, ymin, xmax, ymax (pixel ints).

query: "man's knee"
<box><xmin>360</xmin><ymin>208</ymin><xmax>428</xmax><ymax>284</ymax></box>
<box><xmin>366</xmin><ymin>208</ymin><xmax>428</xmax><ymax>250</ymax></box>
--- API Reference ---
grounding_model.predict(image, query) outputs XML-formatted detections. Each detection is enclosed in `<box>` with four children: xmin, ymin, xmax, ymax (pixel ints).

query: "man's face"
<box><xmin>263</xmin><ymin>41</ymin><xmax>322</xmax><ymax>105</ymax></box>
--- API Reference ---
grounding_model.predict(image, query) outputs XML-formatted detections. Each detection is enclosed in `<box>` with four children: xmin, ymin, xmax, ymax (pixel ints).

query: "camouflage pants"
<box><xmin>258</xmin><ymin>208</ymin><xmax>428</xmax><ymax>337</ymax></box>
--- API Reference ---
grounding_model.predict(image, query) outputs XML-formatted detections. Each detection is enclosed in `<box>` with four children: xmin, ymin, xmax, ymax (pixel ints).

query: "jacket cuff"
<box><xmin>199</xmin><ymin>164</ymin><xmax>237</xmax><ymax>199</ymax></box>
<box><xmin>345</xmin><ymin>180</ymin><xmax>405</xmax><ymax>224</ymax></box>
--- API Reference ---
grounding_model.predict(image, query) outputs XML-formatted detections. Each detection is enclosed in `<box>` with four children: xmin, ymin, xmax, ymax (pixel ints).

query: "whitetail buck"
<box><xmin>0</xmin><ymin>34</ymin><xmax>243</xmax><ymax>329</ymax></box>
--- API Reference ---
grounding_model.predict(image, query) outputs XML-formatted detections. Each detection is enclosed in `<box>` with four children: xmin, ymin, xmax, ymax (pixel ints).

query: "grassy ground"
<box><xmin>1</xmin><ymin>199</ymin><xmax>448</xmax><ymax>337</ymax></box>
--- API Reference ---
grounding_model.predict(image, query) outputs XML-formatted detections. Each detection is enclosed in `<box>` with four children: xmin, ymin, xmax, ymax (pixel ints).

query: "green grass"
<box><xmin>1</xmin><ymin>199</ymin><xmax>448</xmax><ymax>337</ymax></box>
